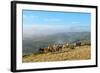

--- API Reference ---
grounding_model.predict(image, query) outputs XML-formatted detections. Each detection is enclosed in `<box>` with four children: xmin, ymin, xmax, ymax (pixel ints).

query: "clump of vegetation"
<box><xmin>69</xmin><ymin>45</ymin><xmax>75</xmax><ymax>49</ymax></box>
<box><xmin>33</xmin><ymin>52</ymin><xmax>44</xmax><ymax>55</ymax></box>
<box><xmin>23</xmin><ymin>54</ymin><xmax>30</xmax><ymax>58</ymax></box>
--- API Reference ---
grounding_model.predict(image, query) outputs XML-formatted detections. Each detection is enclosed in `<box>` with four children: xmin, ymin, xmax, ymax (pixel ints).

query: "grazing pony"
<box><xmin>75</xmin><ymin>42</ymin><xmax>81</xmax><ymax>46</ymax></box>
<box><xmin>39</xmin><ymin>48</ymin><xmax>49</xmax><ymax>53</ymax></box>
<box><xmin>62</xmin><ymin>43</ymin><xmax>69</xmax><ymax>48</ymax></box>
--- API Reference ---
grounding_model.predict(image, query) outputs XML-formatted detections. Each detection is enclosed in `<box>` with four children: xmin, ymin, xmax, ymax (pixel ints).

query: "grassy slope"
<box><xmin>22</xmin><ymin>45</ymin><xmax>91</xmax><ymax>63</ymax></box>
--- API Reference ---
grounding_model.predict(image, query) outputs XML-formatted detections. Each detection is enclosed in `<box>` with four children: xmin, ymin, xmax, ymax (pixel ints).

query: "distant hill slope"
<box><xmin>23</xmin><ymin>32</ymin><xmax>90</xmax><ymax>55</ymax></box>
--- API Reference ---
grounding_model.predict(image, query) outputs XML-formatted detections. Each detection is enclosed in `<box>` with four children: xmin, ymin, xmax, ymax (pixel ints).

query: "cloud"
<box><xmin>23</xmin><ymin>24</ymin><xmax>90</xmax><ymax>38</ymax></box>
<box><xmin>71</xmin><ymin>21</ymin><xmax>81</xmax><ymax>24</ymax></box>
<box><xmin>23</xmin><ymin>24</ymin><xmax>67</xmax><ymax>37</ymax></box>
<box><xmin>23</xmin><ymin>14</ymin><xmax>39</xmax><ymax>20</ymax></box>
<box><xmin>43</xmin><ymin>18</ymin><xmax>61</xmax><ymax>22</ymax></box>
<box><xmin>23</xmin><ymin>24</ymin><xmax>65</xmax><ymax>32</ymax></box>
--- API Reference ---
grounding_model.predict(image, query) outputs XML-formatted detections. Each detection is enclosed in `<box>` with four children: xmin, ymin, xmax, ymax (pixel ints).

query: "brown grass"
<box><xmin>22</xmin><ymin>45</ymin><xmax>91</xmax><ymax>63</ymax></box>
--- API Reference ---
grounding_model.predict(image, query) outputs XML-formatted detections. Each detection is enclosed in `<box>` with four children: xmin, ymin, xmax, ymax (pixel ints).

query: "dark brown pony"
<box><xmin>75</xmin><ymin>42</ymin><xmax>81</xmax><ymax>46</ymax></box>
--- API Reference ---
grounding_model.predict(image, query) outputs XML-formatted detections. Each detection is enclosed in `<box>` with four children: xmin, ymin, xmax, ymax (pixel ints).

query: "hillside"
<box><xmin>23</xmin><ymin>45</ymin><xmax>91</xmax><ymax>62</ymax></box>
<box><xmin>23</xmin><ymin>32</ymin><xmax>90</xmax><ymax>55</ymax></box>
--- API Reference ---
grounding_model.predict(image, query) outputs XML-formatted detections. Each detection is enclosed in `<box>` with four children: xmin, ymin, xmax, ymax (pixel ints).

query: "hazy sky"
<box><xmin>22</xmin><ymin>10</ymin><xmax>91</xmax><ymax>36</ymax></box>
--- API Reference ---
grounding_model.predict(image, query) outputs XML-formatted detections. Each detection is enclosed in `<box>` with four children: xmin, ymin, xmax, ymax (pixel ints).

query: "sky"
<box><xmin>22</xmin><ymin>10</ymin><xmax>91</xmax><ymax>37</ymax></box>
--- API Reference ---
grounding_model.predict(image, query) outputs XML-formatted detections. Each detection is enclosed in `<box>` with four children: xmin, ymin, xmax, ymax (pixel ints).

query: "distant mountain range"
<box><xmin>22</xmin><ymin>32</ymin><xmax>90</xmax><ymax>55</ymax></box>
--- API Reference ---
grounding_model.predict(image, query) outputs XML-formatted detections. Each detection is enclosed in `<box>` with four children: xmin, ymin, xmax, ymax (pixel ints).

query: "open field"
<box><xmin>22</xmin><ymin>45</ymin><xmax>91</xmax><ymax>63</ymax></box>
